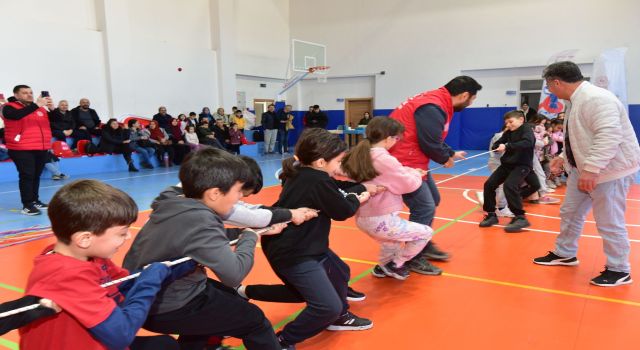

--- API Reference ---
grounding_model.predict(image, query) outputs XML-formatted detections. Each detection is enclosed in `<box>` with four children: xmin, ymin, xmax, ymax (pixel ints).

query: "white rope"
<box><xmin>0</xmin><ymin>225</ymin><xmax>282</xmax><ymax>319</ymax></box>
<box><xmin>425</xmin><ymin>150</ymin><xmax>494</xmax><ymax>174</ymax></box>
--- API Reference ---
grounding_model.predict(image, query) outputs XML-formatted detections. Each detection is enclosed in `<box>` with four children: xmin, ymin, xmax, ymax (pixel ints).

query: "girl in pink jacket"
<box><xmin>341</xmin><ymin>117</ymin><xmax>440</xmax><ymax>280</ymax></box>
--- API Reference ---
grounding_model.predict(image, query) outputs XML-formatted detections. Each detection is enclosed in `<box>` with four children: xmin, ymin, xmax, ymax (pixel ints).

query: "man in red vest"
<box><xmin>390</xmin><ymin>76</ymin><xmax>482</xmax><ymax>262</ymax></box>
<box><xmin>2</xmin><ymin>85</ymin><xmax>54</xmax><ymax>215</ymax></box>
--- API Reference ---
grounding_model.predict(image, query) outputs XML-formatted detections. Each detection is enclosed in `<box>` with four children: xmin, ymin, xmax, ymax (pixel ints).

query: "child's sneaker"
<box><xmin>21</xmin><ymin>205</ymin><xmax>41</xmax><ymax>216</ymax></box>
<box><xmin>534</xmin><ymin>196</ymin><xmax>561</xmax><ymax>205</ymax></box>
<box><xmin>590</xmin><ymin>268</ymin><xmax>632</xmax><ymax>287</ymax></box>
<box><xmin>326</xmin><ymin>311</ymin><xmax>373</xmax><ymax>331</ymax></box>
<box><xmin>408</xmin><ymin>256</ymin><xmax>443</xmax><ymax>275</ymax></box>
<box><xmin>545</xmin><ymin>188</ymin><xmax>556</xmax><ymax>193</ymax></box>
<box><xmin>346</xmin><ymin>287</ymin><xmax>366</xmax><ymax>302</ymax></box>
<box><xmin>496</xmin><ymin>207</ymin><xmax>515</xmax><ymax>217</ymax></box>
<box><xmin>371</xmin><ymin>265</ymin><xmax>386</xmax><ymax>278</ymax></box>
<box><xmin>504</xmin><ymin>215</ymin><xmax>530</xmax><ymax>232</ymax></box>
<box><xmin>546</xmin><ymin>180</ymin><xmax>557</xmax><ymax>189</ymax></box>
<box><xmin>379</xmin><ymin>261</ymin><xmax>409</xmax><ymax>280</ymax></box>
<box><xmin>475</xmin><ymin>191</ymin><xmax>484</xmax><ymax>205</ymax></box>
<box><xmin>479</xmin><ymin>213</ymin><xmax>499</xmax><ymax>227</ymax></box>
<box><xmin>533</xmin><ymin>251</ymin><xmax>579</xmax><ymax>266</ymax></box>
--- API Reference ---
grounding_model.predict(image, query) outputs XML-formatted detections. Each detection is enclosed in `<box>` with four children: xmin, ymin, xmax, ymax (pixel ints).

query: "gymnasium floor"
<box><xmin>1</xmin><ymin>151</ymin><xmax>639</xmax><ymax>350</ymax></box>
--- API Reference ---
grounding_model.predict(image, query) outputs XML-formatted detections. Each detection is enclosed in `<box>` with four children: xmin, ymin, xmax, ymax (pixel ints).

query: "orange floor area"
<box><xmin>2</xmin><ymin>174</ymin><xmax>640</xmax><ymax>349</ymax></box>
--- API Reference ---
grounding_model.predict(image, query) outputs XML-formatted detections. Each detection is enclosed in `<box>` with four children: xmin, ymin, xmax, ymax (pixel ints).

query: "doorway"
<box><xmin>344</xmin><ymin>98</ymin><xmax>373</xmax><ymax>128</ymax></box>
<box><xmin>253</xmin><ymin>99</ymin><xmax>275</xmax><ymax>126</ymax></box>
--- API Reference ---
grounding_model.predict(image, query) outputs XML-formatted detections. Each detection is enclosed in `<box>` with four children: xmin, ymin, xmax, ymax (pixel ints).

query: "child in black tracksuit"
<box><xmin>479</xmin><ymin>110</ymin><xmax>540</xmax><ymax>232</ymax></box>
<box><xmin>261</xmin><ymin>128</ymin><xmax>374</xmax><ymax>349</ymax></box>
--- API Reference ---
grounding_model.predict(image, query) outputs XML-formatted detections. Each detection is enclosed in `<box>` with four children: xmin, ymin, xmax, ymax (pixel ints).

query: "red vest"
<box><xmin>2</xmin><ymin>102</ymin><xmax>52</xmax><ymax>151</ymax></box>
<box><xmin>389</xmin><ymin>87</ymin><xmax>454</xmax><ymax>170</ymax></box>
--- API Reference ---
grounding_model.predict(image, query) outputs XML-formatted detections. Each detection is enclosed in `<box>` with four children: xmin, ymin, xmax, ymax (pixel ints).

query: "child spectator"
<box><xmin>197</xmin><ymin>120</ymin><xmax>225</xmax><ymax>149</ymax></box>
<box><xmin>231</xmin><ymin>109</ymin><xmax>245</xmax><ymax>133</ymax></box>
<box><xmin>184</xmin><ymin>125</ymin><xmax>203</xmax><ymax>151</ymax></box>
<box><xmin>168</xmin><ymin>118</ymin><xmax>190</xmax><ymax>165</ymax></box>
<box><xmin>228</xmin><ymin>122</ymin><xmax>242</xmax><ymax>154</ymax></box>
<box><xmin>19</xmin><ymin>180</ymin><xmax>192</xmax><ymax>350</ymax></box>
<box><xmin>45</xmin><ymin>151</ymin><xmax>69</xmax><ymax>180</ymax></box>
<box><xmin>341</xmin><ymin>117</ymin><xmax>440</xmax><ymax>279</ymax></box>
<box><xmin>148</xmin><ymin>120</ymin><xmax>175</xmax><ymax>166</ymax></box>
<box><xmin>264</xmin><ymin>128</ymin><xmax>374</xmax><ymax>349</ymax></box>
<box><xmin>479</xmin><ymin>110</ymin><xmax>541</xmax><ymax>232</ymax></box>
<box><xmin>99</xmin><ymin>118</ymin><xmax>139</xmax><ymax>172</ymax></box>
<box><xmin>123</xmin><ymin>148</ymin><xmax>285</xmax><ymax>350</ymax></box>
<box><xmin>127</xmin><ymin>119</ymin><xmax>155</xmax><ymax>169</ymax></box>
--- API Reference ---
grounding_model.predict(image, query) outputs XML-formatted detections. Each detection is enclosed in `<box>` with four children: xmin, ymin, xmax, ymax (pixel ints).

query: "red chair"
<box><xmin>51</xmin><ymin>141</ymin><xmax>74</xmax><ymax>158</ymax></box>
<box><xmin>76</xmin><ymin>139</ymin><xmax>90</xmax><ymax>155</ymax></box>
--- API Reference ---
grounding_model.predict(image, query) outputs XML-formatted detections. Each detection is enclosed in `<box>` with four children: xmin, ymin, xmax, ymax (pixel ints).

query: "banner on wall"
<box><xmin>538</xmin><ymin>49</ymin><xmax>579</xmax><ymax>118</ymax></box>
<box><xmin>592</xmin><ymin>47</ymin><xmax>628</xmax><ymax>109</ymax></box>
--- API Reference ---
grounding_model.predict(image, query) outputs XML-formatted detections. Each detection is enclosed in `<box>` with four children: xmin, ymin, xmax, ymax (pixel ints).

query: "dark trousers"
<box><xmin>274</xmin><ymin>250</ymin><xmax>350</xmax><ymax>345</ymax></box>
<box><xmin>52</xmin><ymin>129</ymin><xmax>90</xmax><ymax>148</ymax></box>
<box><xmin>143</xmin><ymin>279</ymin><xmax>280</xmax><ymax>350</ymax></box>
<box><xmin>131</xmin><ymin>335</ymin><xmax>179</xmax><ymax>350</ymax></box>
<box><xmin>171</xmin><ymin>143</ymin><xmax>191</xmax><ymax>164</ymax></box>
<box><xmin>483</xmin><ymin>164</ymin><xmax>540</xmax><ymax>216</ymax></box>
<box><xmin>277</xmin><ymin>129</ymin><xmax>289</xmax><ymax>153</ymax></box>
<box><xmin>228</xmin><ymin>144</ymin><xmax>240</xmax><ymax>154</ymax></box>
<box><xmin>402</xmin><ymin>172</ymin><xmax>440</xmax><ymax>254</ymax></box>
<box><xmin>8</xmin><ymin>150</ymin><xmax>48</xmax><ymax>207</ymax></box>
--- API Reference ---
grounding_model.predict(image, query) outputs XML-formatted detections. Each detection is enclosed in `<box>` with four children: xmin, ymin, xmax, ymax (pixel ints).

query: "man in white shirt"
<box><xmin>533</xmin><ymin>61</ymin><xmax>640</xmax><ymax>287</ymax></box>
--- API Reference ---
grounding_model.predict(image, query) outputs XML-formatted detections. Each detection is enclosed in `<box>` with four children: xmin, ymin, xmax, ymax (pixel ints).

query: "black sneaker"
<box><xmin>408</xmin><ymin>256</ymin><xmax>443</xmax><ymax>275</ymax></box>
<box><xmin>277</xmin><ymin>332</ymin><xmax>296</xmax><ymax>350</ymax></box>
<box><xmin>346</xmin><ymin>287</ymin><xmax>366</xmax><ymax>302</ymax></box>
<box><xmin>590</xmin><ymin>268</ymin><xmax>632</xmax><ymax>287</ymax></box>
<box><xmin>33</xmin><ymin>201</ymin><xmax>48</xmax><ymax>210</ymax></box>
<box><xmin>21</xmin><ymin>205</ymin><xmax>41</xmax><ymax>216</ymax></box>
<box><xmin>533</xmin><ymin>251</ymin><xmax>579</xmax><ymax>266</ymax></box>
<box><xmin>421</xmin><ymin>241</ymin><xmax>450</xmax><ymax>261</ymax></box>
<box><xmin>504</xmin><ymin>215</ymin><xmax>530</xmax><ymax>233</ymax></box>
<box><xmin>371</xmin><ymin>265</ymin><xmax>386</xmax><ymax>278</ymax></box>
<box><xmin>479</xmin><ymin>213</ymin><xmax>499</xmax><ymax>227</ymax></box>
<box><xmin>326</xmin><ymin>311</ymin><xmax>373</xmax><ymax>331</ymax></box>
<box><xmin>380</xmin><ymin>261</ymin><xmax>410</xmax><ymax>280</ymax></box>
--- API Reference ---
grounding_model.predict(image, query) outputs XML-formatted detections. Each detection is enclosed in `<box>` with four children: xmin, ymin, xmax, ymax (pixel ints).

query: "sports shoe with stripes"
<box><xmin>379</xmin><ymin>261</ymin><xmax>409</xmax><ymax>280</ymax></box>
<box><xmin>371</xmin><ymin>265</ymin><xmax>386</xmax><ymax>278</ymax></box>
<box><xmin>590</xmin><ymin>268</ymin><xmax>632</xmax><ymax>287</ymax></box>
<box><xmin>533</xmin><ymin>251</ymin><xmax>579</xmax><ymax>266</ymax></box>
<box><xmin>346</xmin><ymin>287</ymin><xmax>366</xmax><ymax>302</ymax></box>
<box><xmin>326</xmin><ymin>311</ymin><xmax>373</xmax><ymax>331</ymax></box>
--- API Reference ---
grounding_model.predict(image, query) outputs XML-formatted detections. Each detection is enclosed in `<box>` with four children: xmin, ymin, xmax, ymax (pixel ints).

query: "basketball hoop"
<box><xmin>309</xmin><ymin>65</ymin><xmax>330</xmax><ymax>83</ymax></box>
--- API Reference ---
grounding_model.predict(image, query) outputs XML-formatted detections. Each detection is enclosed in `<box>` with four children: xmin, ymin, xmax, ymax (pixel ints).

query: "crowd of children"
<box><xmin>0</xmin><ymin>111</ymin><xmax>577</xmax><ymax>349</ymax></box>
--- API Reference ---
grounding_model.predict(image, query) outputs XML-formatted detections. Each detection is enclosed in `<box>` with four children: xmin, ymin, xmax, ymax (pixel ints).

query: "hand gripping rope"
<box><xmin>0</xmin><ymin>225</ymin><xmax>281</xmax><ymax>319</ymax></box>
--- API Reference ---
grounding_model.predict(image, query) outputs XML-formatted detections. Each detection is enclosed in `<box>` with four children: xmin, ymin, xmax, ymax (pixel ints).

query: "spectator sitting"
<box><xmin>199</xmin><ymin>107</ymin><xmax>213</xmax><ymax>125</ymax></box>
<box><xmin>45</xmin><ymin>151</ymin><xmax>69</xmax><ymax>180</ymax></box>
<box><xmin>152</xmin><ymin>106</ymin><xmax>173</xmax><ymax>132</ymax></box>
<box><xmin>215</xmin><ymin>107</ymin><xmax>230</xmax><ymax>125</ymax></box>
<box><xmin>211</xmin><ymin>118</ymin><xmax>230</xmax><ymax>149</ymax></box>
<box><xmin>304</xmin><ymin>104</ymin><xmax>328</xmax><ymax>129</ymax></box>
<box><xmin>358</xmin><ymin>111</ymin><xmax>372</xmax><ymax>126</ymax></box>
<box><xmin>196</xmin><ymin>120</ymin><xmax>224</xmax><ymax>149</ymax></box>
<box><xmin>177</xmin><ymin>113</ymin><xmax>188</xmax><ymax>133</ymax></box>
<box><xmin>127</xmin><ymin>119</ymin><xmax>155</xmax><ymax>169</ymax></box>
<box><xmin>228</xmin><ymin>122</ymin><xmax>242</xmax><ymax>155</ymax></box>
<box><xmin>231</xmin><ymin>109</ymin><xmax>245</xmax><ymax>132</ymax></box>
<box><xmin>186</xmin><ymin>112</ymin><xmax>199</xmax><ymax>129</ymax></box>
<box><xmin>168</xmin><ymin>118</ymin><xmax>190</xmax><ymax>165</ymax></box>
<box><xmin>71</xmin><ymin>98</ymin><xmax>102</xmax><ymax>137</ymax></box>
<box><xmin>148</xmin><ymin>120</ymin><xmax>175</xmax><ymax>166</ymax></box>
<box><xmin>184</xmin><ymin>125</ymin><xmax>203</xmax><ymax>150</ymax></box>
<box><xmin>49</xmin><ymin>100</ymin><xmax>90</xmax><ymax>149</ymax></box>
<box><xmin>99</xmin><ymin>119</ymin><xmax>139</xmax><ymax>172</ymax></box>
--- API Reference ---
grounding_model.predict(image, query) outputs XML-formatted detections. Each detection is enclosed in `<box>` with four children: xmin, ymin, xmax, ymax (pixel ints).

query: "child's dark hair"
<box><xmin>280</xmin><ymin>128</ymin><xmax>346</xmax><ymax>181</ymax></box>
<box><xmin>341</xmin><ymin>117</ymin><xmax>404</xmax><ymax>182</ymax></box>
<box><xmin>230</xmin><ymin>122</ymin><xmax>237</xmax><ymax>128</ymax></box>
<box><xmin>48</xmin><ymin>180</ymin><xmax>138</xmax><ymax>244</ymax></box>
<box><xmin>239</xmin><ymin>155</ymin><xmax>263</xmax><ymax>194</ymax></box>
<box><xmin>127</xmin><ymin>119</ymin><xmax>138</xmax><ymax>128</ymax></box>
<box><xmin>180</xmin><ymin>148</ymin><xmax>252</xmax><ymax>198</ymax></box>
<box><xmin>504</xmin><ymin>110</ymin><xmax>525</xmax><ymax>120</ymax></box>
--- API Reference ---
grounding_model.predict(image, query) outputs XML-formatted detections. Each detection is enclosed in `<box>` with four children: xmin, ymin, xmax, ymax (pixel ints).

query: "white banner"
<box><xmin>592</xmin><ymin>47</ymin><xmax>628</xmax><ymax>109</ymax></box>
<box><xmin>538</xmin><ymin>49</ymin><xmax>579</xmax><ymax>118</ymax></box>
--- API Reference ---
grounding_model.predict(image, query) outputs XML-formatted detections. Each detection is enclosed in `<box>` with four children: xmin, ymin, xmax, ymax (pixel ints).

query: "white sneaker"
<box><xmin>546</xmin><ymin>180</ymin><xmax>557</xmax><ymax>189</ymax></box>
<box><xmin>545</xmin><ymin>188</ymin><xmax>556</xmax><ymax>193</ymax></box>
<box><xmin>475</xmin><ymin>191</ymin><xmax>484</xmax><ymax>205</ymax></box>
<box><xmin>496</xmin><ymin>207</ymin><xmax>515</xmax><ymax>217</ymax></box>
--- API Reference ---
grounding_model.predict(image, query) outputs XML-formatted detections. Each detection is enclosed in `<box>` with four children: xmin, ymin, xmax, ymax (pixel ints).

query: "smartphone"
<box><xmin>41</xmin><ymin>91</ymin><xmax>50</xmax><ymax>97</ymax></box>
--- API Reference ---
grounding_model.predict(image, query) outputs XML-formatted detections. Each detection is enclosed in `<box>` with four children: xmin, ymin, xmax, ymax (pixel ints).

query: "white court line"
<box><xmin>439</xmin><ymin>186</ymin><xmax>640</xmax><ymax>203</ymax></box>
<box><xmin>398</xmin><ymin>211</ymin><xmax>640</xmax><ymax>243</ymax></box>
<box><xmin>435</xmin><ymin>165</ymin><xmax>488</xmax><ymax>185</ymax></box>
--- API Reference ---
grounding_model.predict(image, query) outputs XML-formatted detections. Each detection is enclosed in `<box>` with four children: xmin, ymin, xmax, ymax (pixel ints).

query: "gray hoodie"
<box><xmin>122</xmin><ymin>186</ymin><xmax>258</xmax><ymax>315</ymax></box>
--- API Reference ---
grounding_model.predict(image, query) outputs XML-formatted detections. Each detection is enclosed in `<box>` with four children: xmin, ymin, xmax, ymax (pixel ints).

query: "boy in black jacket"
<box><xmin>479</xmin><ymin>110</ymin><xmax>541</xmax><ymax>232</ymax></box>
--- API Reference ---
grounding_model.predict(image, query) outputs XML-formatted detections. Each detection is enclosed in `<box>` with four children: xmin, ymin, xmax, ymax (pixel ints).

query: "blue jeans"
<box><xmin>276</xmin><ymin>250</ymin><xmax>349</xmax><ymax>345</ymax></box>
<box><xmin>132</xmin><ymin>145</ymin><xmax>155</xmax><ymax>164</ymax></box>
<box><xmin>277</xmin><ymin>129</ymin><xmax>289</xmax><ymax>153</ymax></box>
<box><xmin>555</xmin><ymin>169</ymin><xmax>634</xmax><ymax>273</ymax></box>
<box><xmin>402</xmin><ymin>172</ymin><xmax>440</xmax><ymax>227</ymax></box>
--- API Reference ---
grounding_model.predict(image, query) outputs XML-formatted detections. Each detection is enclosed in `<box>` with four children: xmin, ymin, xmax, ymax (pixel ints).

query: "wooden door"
<box><xmin>344</xmin><ymin>98</ymin><xmax>373</xmax><ymax>128</ymax></box>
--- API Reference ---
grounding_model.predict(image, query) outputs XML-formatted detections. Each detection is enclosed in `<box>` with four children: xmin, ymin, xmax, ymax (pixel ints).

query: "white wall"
<box><xmin>236</xmin><ymin>75</ymin><xmax>285</xmax><ymax>106</ymax></box>
<box><xmin>291</xmin><ymin>76</ymin><xmax>375</xmax><ymax>110</ymax></box>
<box><xmin>290</xmin><ymin>0</ymin><xmax>640</xmax><ymax>108</ymax></box>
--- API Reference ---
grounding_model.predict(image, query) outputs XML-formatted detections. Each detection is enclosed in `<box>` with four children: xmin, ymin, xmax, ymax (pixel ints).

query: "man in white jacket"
<box><xmin>533</xmin><ymin>61</ymin><xmax>640</xmax><ymax>287</ymax></box>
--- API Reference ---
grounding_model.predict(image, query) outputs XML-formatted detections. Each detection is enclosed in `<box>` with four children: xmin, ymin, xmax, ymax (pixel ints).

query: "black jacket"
<box><xmin>48</xmin><ymin>108</ymin><xmax>75</xmax><ymax>131</ymax></box>
<box><xmin>211</xmin><ymin>124</ymin><xmax>229</xmax><ymax>144</ymax></box>
<box><xmin>276</xmin><ymin>110</ymin><xmax>292</xmax><ymax>130</ymax></box>
<box><xmin>152</xmin><ymin>113</ymin><xmax>173</xmax><ymax>131</ymax></box>
<box><xmin>99</xmin><ymin>127</ymin><xmax>130</xmax><ymax>153</ymax></box>
<box><xmin>305</xmin><ymin>111</ymin><xmax>328</xmax><ymax>128</ymax></box>
<box><xmin>492</xmin><ymin>123</ymin><xmax>535</xmax><ymax>168</ymax></box>
<box><xmin>261</xmin><ymin>167</ymin><xmax>365</xmax><ymax>270</ymax></box>
<box><xmin>71</xmin><ymin>106</ymin><xmax>101</xmax><ymax>129</ymax></box>
<box><xmin>261</xmin><ymin>111</ymin><xmax>277</xmax><ymax>130</ymax></box>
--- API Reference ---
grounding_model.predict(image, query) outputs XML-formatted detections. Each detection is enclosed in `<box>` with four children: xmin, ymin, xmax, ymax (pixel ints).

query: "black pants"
<box><xmin>8</xmin><ymin>150</ymin><xmax>48</xmax><ymax>207</ymax></box>
<box><xmin>131</xmin><ymin>335</ymin><xmax>179</xmax><ymax>350</ymax></box>
<box><xmin>272</xmin><ymin>250</ymin><xmax>350</xmax><ymax>345</ymax></box>
<box><xmin>483</xmin><ymin>164</ymin><xmax>540</xmax><ymax>216</ymax></box>
<box><xmin>52</xmin><ymin>129</ymin><xmax>90</xmax><ymax>148</ymax></box>
<box><xmin>143</xmin><ymin>279</ymin><xmax>280</xmax><ymax>350</ymax></box>
<box><xmin>171</xmin><ymin>144</ymin><xmax>191</xmax><ymax>165</ymax></box>
<box><xmin>228</xmin><ymin>144</ymin><xmax>240</xmax><ymax>155</ymax></box>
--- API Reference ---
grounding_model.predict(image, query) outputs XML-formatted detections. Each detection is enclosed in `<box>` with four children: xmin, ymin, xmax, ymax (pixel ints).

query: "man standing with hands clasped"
<box><xmin>533</xmin><ymin>61</ymin><xmax>640</xmax><ymax>287</ymax></box>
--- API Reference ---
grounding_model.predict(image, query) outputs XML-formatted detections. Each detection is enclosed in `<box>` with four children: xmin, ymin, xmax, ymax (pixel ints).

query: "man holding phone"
<box><xmin>1</xmin><ymin>85</ymin><xmax>54</xmax><ymax>215</ymax></box>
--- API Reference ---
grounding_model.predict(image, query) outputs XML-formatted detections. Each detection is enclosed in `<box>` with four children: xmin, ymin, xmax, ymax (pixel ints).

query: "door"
<box><xmin>253</xmin><ymin>99</ymin><xmax>275</xmax><ymax>126</ymax></box>
<box><xmin>344</xmin><ymin>98</ymin><xmax>373</xmax><ymax>128</ymax></box>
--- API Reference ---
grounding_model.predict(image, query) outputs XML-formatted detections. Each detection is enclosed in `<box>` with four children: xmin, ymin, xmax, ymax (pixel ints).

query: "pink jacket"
<box><xmin>357</xmin><ymin>147</ymin><xmax>423</xmax><ymax>217</ymax></box>
<box><xmin>550</xmin><ymin>131</ymin><xmax>563</xmax><ymax>156</ymax></box>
